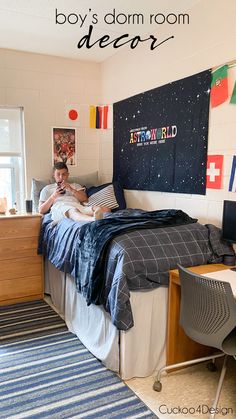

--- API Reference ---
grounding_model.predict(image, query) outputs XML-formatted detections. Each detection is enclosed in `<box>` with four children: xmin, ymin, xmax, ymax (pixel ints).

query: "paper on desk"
<box><xmin>203</xmin><ymin>269</ymin><xmax>236</xmax><ymax>296</ymax></box>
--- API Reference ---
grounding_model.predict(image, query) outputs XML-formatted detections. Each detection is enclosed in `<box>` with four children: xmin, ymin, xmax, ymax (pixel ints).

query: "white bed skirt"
<box><xmin>45</xmin><ymin>260</ymin><xmax>168</xmax><ymax>380</ymax></box>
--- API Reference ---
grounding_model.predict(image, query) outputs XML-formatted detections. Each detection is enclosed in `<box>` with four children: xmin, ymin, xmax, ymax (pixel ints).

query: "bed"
<box><xmin>39</xmin><ymin>206</ymin><xmax>235</xmax><ymax>380</ymax></box>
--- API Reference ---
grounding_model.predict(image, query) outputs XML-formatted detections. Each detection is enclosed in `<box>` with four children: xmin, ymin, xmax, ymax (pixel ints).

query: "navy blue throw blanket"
<box><xmin>74</xmin><ymin>209</ymin><xmax>197</xmax><ymax>306</ymax></box>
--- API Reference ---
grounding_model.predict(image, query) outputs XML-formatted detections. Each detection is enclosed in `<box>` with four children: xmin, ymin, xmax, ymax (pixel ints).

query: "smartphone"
<box><xmin>57</xmin><ymin>182</ymin><xmax>66</xmax><ymax>195</ymax></box>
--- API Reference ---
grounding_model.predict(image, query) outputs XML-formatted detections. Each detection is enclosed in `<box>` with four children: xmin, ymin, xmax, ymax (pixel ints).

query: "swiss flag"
<box><xmin>206</xmin><ymin>155</ymin><xmax>223</xmax><ymax>189</ymax></box>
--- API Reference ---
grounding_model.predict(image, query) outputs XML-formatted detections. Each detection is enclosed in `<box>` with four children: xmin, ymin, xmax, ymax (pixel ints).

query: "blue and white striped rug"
<box><xmin>0</xmin><ymin>300</ymin><xmax>157</xmax><ymax>418</ymax></box>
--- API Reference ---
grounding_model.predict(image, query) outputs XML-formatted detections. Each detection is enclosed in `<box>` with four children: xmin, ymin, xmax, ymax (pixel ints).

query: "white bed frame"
<box><xmin>45</xmin><ymin>260</ymin><xmax>168</xmax><ymax>380</ymax></box>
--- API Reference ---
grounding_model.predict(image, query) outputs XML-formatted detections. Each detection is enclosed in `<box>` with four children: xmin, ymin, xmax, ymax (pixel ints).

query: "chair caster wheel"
<box><xmin>153</xmin><ymin>380</ymin><xmax>162</xmax><ymax>392</ymax></box>
<box><xmin>207</xmin><ymin>362</ymin><xmax>217</xmax><ymax>372</ymax></box>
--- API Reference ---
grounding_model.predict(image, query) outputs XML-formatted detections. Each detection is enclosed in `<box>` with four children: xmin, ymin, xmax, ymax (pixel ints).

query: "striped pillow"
<box><xmin>87</xmin><ymin>184</ymin><xmax>119</xmax><ymax>209</ymax></box>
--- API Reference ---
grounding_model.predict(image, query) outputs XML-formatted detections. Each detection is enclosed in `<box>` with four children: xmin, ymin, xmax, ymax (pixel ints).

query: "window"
<box><xmin>0</xmin><ymin>107</ymin><xmax>25</xmax><ymax>211</ymax></box>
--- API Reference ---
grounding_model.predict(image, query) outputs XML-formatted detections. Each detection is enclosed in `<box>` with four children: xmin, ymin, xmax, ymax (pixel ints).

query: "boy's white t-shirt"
<box><xmin>39</xmin><ymin>182</ymin><xmax>83</xmax><ymax>203</ymax></box>
<box><xmin>39</xmin><ymin>182</ymin><xmax>87</xmax><ymax>222</ymax></box>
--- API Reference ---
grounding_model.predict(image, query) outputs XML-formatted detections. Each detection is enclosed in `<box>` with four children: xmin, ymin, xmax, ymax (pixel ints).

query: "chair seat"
<box><xmin>222</xmin><ymin>327</ymin><xmax>236</xmax><ymax>355</ymax></box>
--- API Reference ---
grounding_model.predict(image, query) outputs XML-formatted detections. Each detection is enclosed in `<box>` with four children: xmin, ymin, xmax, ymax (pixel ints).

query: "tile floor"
<box><xmin>126</xmin><ymin>357</ymin><xmax>236</xmax><ymax>419</ymax></box>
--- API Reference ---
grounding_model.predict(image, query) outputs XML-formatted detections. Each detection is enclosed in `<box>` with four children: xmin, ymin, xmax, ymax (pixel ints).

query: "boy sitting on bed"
<box><xmin>39</xmin><ymin>162</ymin><xmax>110</xmax><ymax>222</ymax></box>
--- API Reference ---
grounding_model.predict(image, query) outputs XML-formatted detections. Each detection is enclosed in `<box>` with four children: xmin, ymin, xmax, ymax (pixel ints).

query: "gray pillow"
<box><xmin>31</xmin><ymin>171</ymin><xmax>99</xmax><ymax>212</ymax></box>
<box><xmin>69</xmin><ymin>172</ymin><xmax>99</xmax><ymax>187</ymax></box>
<box><xmin>31</xmin><ymin>178</ymin><xmax>52</xmax><ymax>212</ymax></box>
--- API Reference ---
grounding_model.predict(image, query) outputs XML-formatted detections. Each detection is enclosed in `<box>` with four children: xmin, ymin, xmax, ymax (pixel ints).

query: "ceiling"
<box><xmin>0</xmin><ymin>0</ymin><xmax>201</xmax><ymax>62</ymax></box>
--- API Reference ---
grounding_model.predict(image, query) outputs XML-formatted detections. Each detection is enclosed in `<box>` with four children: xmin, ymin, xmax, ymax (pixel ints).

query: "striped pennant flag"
<box><xmin>229</xmin><ymin>155</ymin><xmax>236</xmax><ymax>192</ymax></box>
<box><xmin>89</xmin><ymin>105</ymin><xmax>96</xmax><ymax>128</ymax></box>
<box><xmin>96</xmin><ymin>106</ymin><xmax>103</xmax><ymax>128</ymax></box>
<box><xmin>103</xmin><ymin>105</ymin><xmax>108</xmax><ymax>129</ymax></box>
<box><xmin>90</xmin><ymin>105</ymin><xmax>109</xmax><ymax>129</ymax></box>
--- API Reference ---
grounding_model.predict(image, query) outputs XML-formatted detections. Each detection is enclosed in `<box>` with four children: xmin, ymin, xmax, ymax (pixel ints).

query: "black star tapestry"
<box><xmin>113</xmin><ymin>69</ymin><xmax>211</xmax><ymax>195</ymax></box>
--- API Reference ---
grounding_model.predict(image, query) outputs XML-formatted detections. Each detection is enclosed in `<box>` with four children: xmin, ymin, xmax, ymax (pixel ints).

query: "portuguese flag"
<box><xmin>210</xmin><ymin>65</ymin><xmax>228</xmax><ymax>108</ymax></box>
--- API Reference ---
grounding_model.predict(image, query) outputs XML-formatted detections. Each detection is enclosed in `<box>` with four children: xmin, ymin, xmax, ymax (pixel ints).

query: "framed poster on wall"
<box><xmin>52</xmin><ymin>127</ymin><xmax>76</xmax><ymax>166</ymax></box>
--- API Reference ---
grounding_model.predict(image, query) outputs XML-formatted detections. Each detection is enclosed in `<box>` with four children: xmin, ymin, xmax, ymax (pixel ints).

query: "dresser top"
<box><xmin>0</xmin><ymin>213</ymin><xmax>42</xmax><ymax>220</ymax></box>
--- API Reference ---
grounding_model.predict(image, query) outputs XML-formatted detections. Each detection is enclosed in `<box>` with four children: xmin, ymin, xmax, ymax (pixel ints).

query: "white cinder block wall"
<box><xmin>0</xmin><ymin>0</ymin><xmax>235</xmax><ymax>228</ymax></box>
<box><xmin>100</xmin><ymin>0</ymin><xmax>236</xmax><ymax>226</ymax></box>
<box><xmin>0</xmin><ymin>49</ymin><xmax>101</xmax><ymax>197</ymax></box>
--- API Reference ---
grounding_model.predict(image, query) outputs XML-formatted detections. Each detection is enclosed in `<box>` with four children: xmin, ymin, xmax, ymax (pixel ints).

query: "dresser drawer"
<box><xmin>0</xmin><ymin>217</ymin><xmax>41</xmax><ymax>239</ymax></box>
<box><xmin>0</xmin><ymin>237</ymin><xmax>38</xmax><ymax>261</ymax></box>
<box><xmin>0</xmin><ymin>257</ymin><xmax>42</xmax><ymax>281</ymax></box>
<box><xmin>0</xmin><ymin>276</ymin><xmax>43</xmax><ymax>303</ymax></box>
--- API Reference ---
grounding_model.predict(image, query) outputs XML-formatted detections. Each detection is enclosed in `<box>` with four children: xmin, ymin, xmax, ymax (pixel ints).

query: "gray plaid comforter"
<box><xmin>101</xmin><ymin>222</ymin><xmax>232</xmax><ymax>330</ymax></box>
<box><xmin>39</xmin><ymin>211</ymin><xmax>234</xmax><ymax>330</ymax></box>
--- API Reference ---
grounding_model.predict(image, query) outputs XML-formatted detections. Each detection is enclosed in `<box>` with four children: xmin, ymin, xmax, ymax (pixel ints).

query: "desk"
<box><xmin>166</xmin><ymin>264</ymin><xmax>236</xmax><ymax>366</ymax></box>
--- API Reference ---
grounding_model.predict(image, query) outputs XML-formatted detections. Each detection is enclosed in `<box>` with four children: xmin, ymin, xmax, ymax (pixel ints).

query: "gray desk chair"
<box><xmin>153</xmin><ymin>265</ymin><xmax>236</xmax><ymax>419</ymax></box>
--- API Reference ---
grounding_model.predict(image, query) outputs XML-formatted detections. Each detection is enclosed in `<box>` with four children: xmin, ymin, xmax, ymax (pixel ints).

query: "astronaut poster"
<box><xmin>113</xmin><ymin>69</ymin><xmax>211</xmax><ymax>195</ymax></box>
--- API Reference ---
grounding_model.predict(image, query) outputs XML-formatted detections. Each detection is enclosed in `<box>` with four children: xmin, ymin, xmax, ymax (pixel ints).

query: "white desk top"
<box><xmin>204</xmin><ymin>269</ymin><xmax>236</xmax><ymax>297</ymax></box>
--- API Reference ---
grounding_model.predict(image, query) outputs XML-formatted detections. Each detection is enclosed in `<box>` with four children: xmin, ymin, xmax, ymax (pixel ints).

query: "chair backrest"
<box><xmin>178</xmin><ymin>266</ymin><xmax>236</xmax><ymax>355</ymax></box>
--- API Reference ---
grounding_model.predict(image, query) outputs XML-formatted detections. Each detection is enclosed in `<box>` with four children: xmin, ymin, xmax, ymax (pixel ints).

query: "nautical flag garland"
<box><xmin>89</xmin><ymin>105</ymin><xmax>96</xmax><ymax>128</ymax></box>
<box><xmin>103</xmin><ymin>105</ymin><xmax>109</xmax><ymax>129</ymax></box>
<box><xmin>229</xmin><ymin>155</ymin><xmax>236</xmax><ymax>192</ymax></box>
<box><xmin>210</xmin><ymin>65</ymin><xmax>228</xmax><ymax>108</ymax></box>
<box><xmin>230</xmin><ymin>81</ymin><xmax>236</xmax><ymax>104</ymax></box>
<box><xmin>206</xmin><ymin>155</ymin><xmax>223</xmax><ymax>189</ymax></box>
<box><xmin>66</xmin><ymin>104</ymin><xmax>79</xmax><ymax>121</ymax></box>
<box><xmin>90</xmin><ymin>105</ymin><xmax>109</xmax><ymax>129</ymax></box>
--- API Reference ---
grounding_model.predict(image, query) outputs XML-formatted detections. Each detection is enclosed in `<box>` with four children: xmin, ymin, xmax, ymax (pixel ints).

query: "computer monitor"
<box><xmin>222</xmin><ymin>200</ymin><xmax>236</xmax><ymax>243</ymax></box>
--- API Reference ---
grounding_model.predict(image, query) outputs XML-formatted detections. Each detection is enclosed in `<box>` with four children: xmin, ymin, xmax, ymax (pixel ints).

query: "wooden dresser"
<box><xmin>0</xmin><ymin>213</ymin><xmax>44</xmax><ymax>305</ymax></box>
